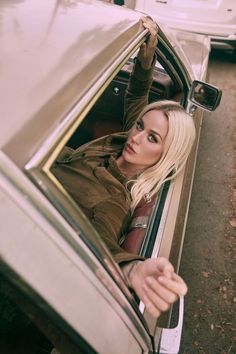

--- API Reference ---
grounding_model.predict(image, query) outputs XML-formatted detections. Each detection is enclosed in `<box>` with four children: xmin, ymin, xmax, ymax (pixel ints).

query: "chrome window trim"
<box><xmin>146</xmin><ymin>181</ymin><xmax>175</xmax><ymax>260</ymax></box>
<box><xmin>156</xmin><ymin>34</ymin><xmax>192</xmax><ymax>98</ymax></box>
<box><xmin>137</xmin><ymin>32</ymin><xmax>193</xmax><ymax>262</ymax></box>
<box><xmin>135</xmin><ymin>36</ymin><xmax>193</xmax><ymax>335</ymax></box>
<box><xmin>19</xmin><ymin>28</ymin><xmax>161</xmax><ymax>343</ymax></box>
<box><xmin>23</xmin><ymin>29</ymin><xmax>147</xmax><ymax>274</ymax></box>
<box><xmin>25</xmin><ymin>31</ymin><xmax>147</xmax><ymax>173</ymax></box>
<box><xmin>21</xmin><ymin>30</ymin><xmax>157</xmax><ymax>333</ymax></box>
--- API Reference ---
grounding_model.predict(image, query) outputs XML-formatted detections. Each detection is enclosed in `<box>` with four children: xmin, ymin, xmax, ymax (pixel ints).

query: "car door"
<box><xmin>0</xmin><ymin>151</ymin><xmax>152</xmax><ymax>354</ymax></box>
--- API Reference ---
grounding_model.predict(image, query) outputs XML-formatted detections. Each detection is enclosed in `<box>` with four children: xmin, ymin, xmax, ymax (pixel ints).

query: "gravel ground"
<box><xmin>180</xmin><ymin>49</ymin><xmax>236</xmax><ymax>354</ymax></box>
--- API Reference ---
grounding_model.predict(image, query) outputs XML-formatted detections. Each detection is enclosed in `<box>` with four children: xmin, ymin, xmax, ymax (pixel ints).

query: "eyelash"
<box><xmin>148</xmin><ymin>135</ymin><xmax>157</xmax><ymax>143</ymax></box>
<box><xmin>135</xmin><ymin>120</ymin><xmax>158</xmax><ymax>143</ymax></box>
<box><xmin>136</xmin><ymin>120</ymin><xmax>143</xmax><ymax>131</ymax></box>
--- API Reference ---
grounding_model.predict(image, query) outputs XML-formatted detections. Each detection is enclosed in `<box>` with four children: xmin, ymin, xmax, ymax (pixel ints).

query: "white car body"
<box><xmin>134</xmin><ymin>0</ymin><xmax>236</xmax><ymax>52</ymax></box>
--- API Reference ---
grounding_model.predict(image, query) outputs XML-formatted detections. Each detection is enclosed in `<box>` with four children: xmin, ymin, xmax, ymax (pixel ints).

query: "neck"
<box><xmin>116</xmin><ymin>156</ymin><xmax>141</xmax><ymax>178</ymax></box>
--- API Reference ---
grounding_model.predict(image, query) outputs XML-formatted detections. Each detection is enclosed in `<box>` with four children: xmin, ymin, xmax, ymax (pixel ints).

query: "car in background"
<box><xmin>0</xmin><ymin>0</ymin><xmax>221</xmax><ymax>353</ymax></box>
<box><xmin>134</xmin><ymin>0</ymin><xmax>236</xmax><ymax>57</ymax></box>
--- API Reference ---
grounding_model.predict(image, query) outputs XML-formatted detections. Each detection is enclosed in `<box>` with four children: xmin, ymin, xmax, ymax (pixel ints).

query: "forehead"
<box><xmin>141</xmin><ymin>110</ymin><xmax>169</xmax><ymax>139</ymax></box>
<box><xmin>142</xmin><ymin>109</ymin><xmax>168</xmax><ymax>127</ymax></box>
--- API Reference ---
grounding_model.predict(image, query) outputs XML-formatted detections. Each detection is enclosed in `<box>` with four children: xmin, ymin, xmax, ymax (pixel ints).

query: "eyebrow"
<box><xmin>140</xmin><ymin>117</ymin><xmax>163</xmax><ymax>141</ymax></box>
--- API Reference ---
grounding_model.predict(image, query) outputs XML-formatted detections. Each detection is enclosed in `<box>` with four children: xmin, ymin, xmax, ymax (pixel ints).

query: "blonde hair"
<box><xmin>129</xmin><ymin>100</ymin><xmax>196</xmax><ymax>210</ymax></box>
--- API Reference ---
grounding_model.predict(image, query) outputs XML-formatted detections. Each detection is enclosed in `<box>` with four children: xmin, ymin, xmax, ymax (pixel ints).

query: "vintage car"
<box><xmin>0</xmin><ymin>0</ymin><xmax>222</xmax><ymax>353</ymax></box>
<box><xmin>134</xmin><ymin>0</ymin><xmax>236</xmax><ymax>57</ymax></box>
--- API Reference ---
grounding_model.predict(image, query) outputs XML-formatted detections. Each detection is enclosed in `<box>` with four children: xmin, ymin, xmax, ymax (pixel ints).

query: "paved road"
<box><xmin>180</xmin><ymin>50</ymin><xmax>236</xmax><ymax>354</ymax></box>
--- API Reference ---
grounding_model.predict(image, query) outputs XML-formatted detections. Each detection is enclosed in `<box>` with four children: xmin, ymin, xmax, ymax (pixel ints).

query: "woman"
<box><xmin>52</xmin><ymin>17</ymin><xmax>195</xmax><ymax>318</ymax></box>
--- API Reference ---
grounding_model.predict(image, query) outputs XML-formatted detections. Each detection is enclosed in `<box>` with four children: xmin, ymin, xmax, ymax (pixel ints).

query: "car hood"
<box><xmin>135</xmin><ymin>0</ymin><xmax>236</xmax><ymax>37</ymax></box>
<box><xmin>147</xmin><ymin>0</ymin><xmax>236</xmax><ymax>24</ymax></box>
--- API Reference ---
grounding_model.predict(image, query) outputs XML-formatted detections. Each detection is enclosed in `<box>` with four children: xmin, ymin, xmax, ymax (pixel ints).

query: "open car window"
<box><xmin>24</xmin><ymin>48</ymin><xmax>184</xmax><ymax>267</ymax></box>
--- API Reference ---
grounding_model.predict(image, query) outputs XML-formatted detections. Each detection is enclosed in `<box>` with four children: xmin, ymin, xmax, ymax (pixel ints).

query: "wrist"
<box><xmin>139</xmin><ymin>57</ymin><xmax>154</xmax><ymax>70</ymax></box>
<box><xmin>133</xmin><ymin>55</ymin><xmax>156</xmax><ymax>81</ymax></box>
<box><xmin>122</xmin><ymin>261</ymin><xmax>142</xmax><ymax>288</ymax></box>
<box><xmin>138</xmin><ymin>52</ymin><xmax>156</xmax><ymax>69</ymax></box>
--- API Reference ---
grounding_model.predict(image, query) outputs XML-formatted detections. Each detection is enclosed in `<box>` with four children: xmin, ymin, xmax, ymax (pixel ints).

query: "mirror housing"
<box><xmin>189</xmin><ymin>80</ymin><xmax>222</xmax><ymax>111</ymax></box>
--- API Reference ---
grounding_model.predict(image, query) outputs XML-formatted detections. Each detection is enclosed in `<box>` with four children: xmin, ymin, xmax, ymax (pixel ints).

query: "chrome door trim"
<box><xmin>158</xmin><ymin>296</ymin><xmax>184</xmax><ymax>354</ymax></box>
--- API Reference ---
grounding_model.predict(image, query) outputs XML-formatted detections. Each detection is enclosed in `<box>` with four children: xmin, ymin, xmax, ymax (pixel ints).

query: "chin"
<box><xmin>123</xmin><ymin>155</ymin><xmax>136</xmax><ymax>164</ymax></box>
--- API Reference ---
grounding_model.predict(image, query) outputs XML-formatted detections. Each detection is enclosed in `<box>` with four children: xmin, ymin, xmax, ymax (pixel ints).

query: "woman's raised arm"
<box><xmin>123</xmin><ymin>17</ymin><xmax>158</xmax><ymax>131</ymax></box>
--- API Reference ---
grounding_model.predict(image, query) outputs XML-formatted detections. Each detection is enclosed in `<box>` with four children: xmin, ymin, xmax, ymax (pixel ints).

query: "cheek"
<box><xmin>128</xmin><ymin>127</ymin><xmax>136</xmax><ymax>138</ymax></box>
<box><xmin>147</xmin><ymin>145</ymin><xmax>163</xmax><ymax>163</ymax></box>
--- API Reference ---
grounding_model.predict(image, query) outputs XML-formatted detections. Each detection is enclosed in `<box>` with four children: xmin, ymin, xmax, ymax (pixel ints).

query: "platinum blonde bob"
<box><xmin>129</xmin><ymin>100</ymin><xmax>196</xmax><ymax>210</ymax></box>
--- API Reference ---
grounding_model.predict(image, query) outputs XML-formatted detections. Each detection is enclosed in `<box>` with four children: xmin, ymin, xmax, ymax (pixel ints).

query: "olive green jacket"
<box><xmin>52</xmin><ymin>58</ymin><xmax>155</xmax><ymax>264</ymax></box>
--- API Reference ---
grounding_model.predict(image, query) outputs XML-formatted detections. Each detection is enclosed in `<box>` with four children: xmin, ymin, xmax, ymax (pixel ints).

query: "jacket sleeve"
<box><xmin>91</xmin><ymin>198</ymin><xmax>145</xmax><ymax>264</ymax></box>
<box><xmin>123</xmin><ymin>57</ymin><xmax>156</xmax><ymax>131</ymax></box>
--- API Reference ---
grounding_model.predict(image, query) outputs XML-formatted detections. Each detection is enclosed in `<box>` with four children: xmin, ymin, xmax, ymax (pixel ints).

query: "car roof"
<box><xmin>0</xmin><ymin>0</ymin><xmax>141</xmax><ymax>156</ymax></box>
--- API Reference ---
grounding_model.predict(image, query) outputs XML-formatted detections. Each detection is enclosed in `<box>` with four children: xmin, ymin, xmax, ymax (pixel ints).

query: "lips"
<box><xmin>125</xmin><ymin>143</ymin><xmax>136</xmax><ymax>154</ymax></box>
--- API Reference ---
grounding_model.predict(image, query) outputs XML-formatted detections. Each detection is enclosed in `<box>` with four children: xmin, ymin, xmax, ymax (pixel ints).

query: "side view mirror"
<box><xmin>189</xmin><ymin>80</ymin><xmax>222</xmax><ymax>111</ymax></box>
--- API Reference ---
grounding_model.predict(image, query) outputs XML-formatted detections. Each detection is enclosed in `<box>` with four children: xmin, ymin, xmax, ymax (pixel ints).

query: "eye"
<box><xmin>148</xmin><ymin>134</ymin><xmax>158</xmax><ymax>143</ymax></box>
<box><xmin>135</xmin><ymin>120</ymin><xmax>143</xmax><ymax>131</ymax></box>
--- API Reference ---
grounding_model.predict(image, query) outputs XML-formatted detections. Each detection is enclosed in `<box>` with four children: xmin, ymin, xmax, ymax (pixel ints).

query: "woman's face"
<box><xmin>122</xmin><ymin>110</ymin><xmax>169</xmax><ymax>172</ymax></box>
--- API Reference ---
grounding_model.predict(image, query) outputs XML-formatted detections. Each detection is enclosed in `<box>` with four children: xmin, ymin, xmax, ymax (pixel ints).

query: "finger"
<box><xmin>140</xmin><ymin>17</ymin><xmax>158</xmax><ymax>39</ymax></box>
<box><xmin>143</xmin><ymin>286</ymin><xmax>173</xmax><ymax>314</ymax></box>
<box><xmin>135</xmin><ymin>258</ymin><xmax>173</xmax><ymax>279</ymax></box>
<box><xmin>144</xmin><ymin>26</ymin><xmax>158</xmax><ymax>46</ymax></box>
<box><xmin>142</xmin><ymin>21</ymin><xmax>158</xmax><ymax>35</ymax></box>
<box><xmin>139</xmin><ymin>42</ymin><xmax>146</xmax><ymax>54</ymax></box>
<box><xmin>158</xmin><ymin>275</ymin><xmax>188</xmax><ymax>296</ymax></box>
<box><xmin>145</xmin><ymin>276</ymin><xmax>178</xmax><ymax>306</ymax></box>
<box><xmin>141</xmin><ymin>16</ymin><xmax>157</xmax><ymax>28</ymax></box>
<box><xmin>142</xmin><ymin>294</ymin><xmax>161</xmax><ymax>318</ymax></box>
<box><xmin>155</xmin><ymin>257</ymin><xmax>175</xmax><ymax>275</ymax></box>
<box><xmin>133</xmin><ymin>274</ymin><xmax>177</xmax><ymax>314</ymax></box>
<box><xmin>148</xmin><ymin>34</ymin><xmax>158</xmax><ymax>49</ymax></box>
<box><xmin>171</xmin><ymin>272</ymin><xmax>186</xmax><ymax>283</ymax></box>
<box><xmin>140</xmin><ymin>15</ymin><xmax>153</xmax><ymax>25</ymax></box>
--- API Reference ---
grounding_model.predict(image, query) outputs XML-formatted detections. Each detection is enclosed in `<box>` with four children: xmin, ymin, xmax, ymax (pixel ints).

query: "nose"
<box><xmin>131</xmin><ymin>130</ymin><xmax>144</xmax><ymax>145</ymax></box>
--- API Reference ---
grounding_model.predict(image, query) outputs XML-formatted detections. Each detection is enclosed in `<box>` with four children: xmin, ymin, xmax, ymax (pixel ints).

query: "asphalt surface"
<box><xmin>179</xmin><ymin>49</ymin><xmax>236</xmax><ymax>354</ymax></box>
